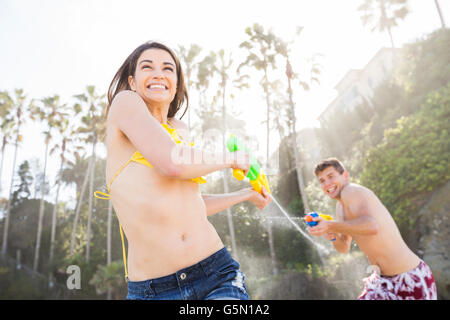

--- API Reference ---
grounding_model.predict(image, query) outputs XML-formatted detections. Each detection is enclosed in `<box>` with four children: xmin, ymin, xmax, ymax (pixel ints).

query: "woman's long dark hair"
<box><xmin>107</xmin><ymin>41</ymin><xmax>189</xmax><ymax>119</ymax></box>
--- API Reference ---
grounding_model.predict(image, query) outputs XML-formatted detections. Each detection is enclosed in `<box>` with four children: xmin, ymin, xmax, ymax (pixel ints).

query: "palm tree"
<box><xmin>73</xmin><ymin>85</ymin><xmax>106</xmax><ymax>261</ymax></box>
<box><xmin>30</xmin><ymin>94</ymin><xmax>70</xmax><ymax>272</ymax></box>
<box><xmin>194</xmin><ymin>51</ymin><xmax>241</xmax><ymax>258</ymax></box>
<box><xmin>177</xmin><ymin>44</ymin><xmax>202</xmax><ymax>130</ymax></box>
<box><xmin>1</xmin><ymin>89</ymin><xmax>30</xmax><ymax>257</ymax></box>
<box><xmin>67</xmin><ymin>153</ymin><xmax>92</xmax><ymax>258</ymax></box>
<box><xmin>239</xmin><ymin>24</ymin><xmax>281</xmax><ymax>275</ymax></box>
<box><xmin>274</xmin><ymin>28</ymin><xmax>321</xmax><ymax>214</ymax></box>
<box><xmin>194</xmin><ymin>51</ymin><xmax>221</xmax><ymax>144</ymax></box>
<box><xmin>239</xmin><ymin>23</ymin><xmax>279</xmax><ymax>166</ymax></box>
<box><xmin>217</xmin><ymin>49</ymin><xmax>250</xmax><ymax>260</ymax></box>
<box><xmin>49</xmin><ymin>115</ymin><xmax>78</xmax><ymax>276</ymax></box>
<box><xmin>89</xmin><ymin>261</ymin><xmax>124</xmax><ymax>300</ymax></box>
<box><xmin>358</xmin><ymin>0</ymin><xmax>410</xmax><ymax>49</ymax></box>
<box><xmin>0</xmin><ymin>92</ymin><xmax>15</xmax><ymax>195</ymax></box>
<box><xmin>61</xmin><ymin>152</ymin><xmax>90</xmax><ymax>197</ymax></box>
<box><xmin>434</xmin><ymin>0</ymin><xmax>446</xmax><ymax>29</ymax></box>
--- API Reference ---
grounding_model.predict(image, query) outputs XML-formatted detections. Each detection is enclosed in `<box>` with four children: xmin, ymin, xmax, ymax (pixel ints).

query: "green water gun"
<box><xmin>226</xmin><ymin>134</ymin><xmax>271</xmax><ymax>195</ymax></box>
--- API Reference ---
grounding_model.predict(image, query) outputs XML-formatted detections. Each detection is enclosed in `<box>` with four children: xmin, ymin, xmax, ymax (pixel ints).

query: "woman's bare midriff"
<box><xmin>106</xmin><ymin>127</ymin><xmax>224</xmax><ymax>281</ymax></box>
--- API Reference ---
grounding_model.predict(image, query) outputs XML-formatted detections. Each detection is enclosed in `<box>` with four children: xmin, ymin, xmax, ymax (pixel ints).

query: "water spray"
<box><xmin>269</xmin><ymin>195</ymin><xmax>330</xmax><ymax>255</ymax></box>
<box><xmin>226</xmin><ymin>134</ymin><xmax>331</xmax><ymax>256</ymax></box>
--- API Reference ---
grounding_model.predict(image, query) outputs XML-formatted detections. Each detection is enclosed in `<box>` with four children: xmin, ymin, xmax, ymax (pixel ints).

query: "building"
<box><xmin>318</xmin><ymin>47</ymin><xmax>399</xmax><ymax>127</ymax></box>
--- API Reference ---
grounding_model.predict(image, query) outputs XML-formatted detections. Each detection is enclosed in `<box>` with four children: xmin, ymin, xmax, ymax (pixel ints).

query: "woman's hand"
<box><xmin>246</xmin><ymin>186</ymin><xmax>272</xmax><ymax>210</ymax></box>
<box><xmin>230</xmin><ymin>150</ymin><xmax>251</xmax><ymax>176</ymax></box>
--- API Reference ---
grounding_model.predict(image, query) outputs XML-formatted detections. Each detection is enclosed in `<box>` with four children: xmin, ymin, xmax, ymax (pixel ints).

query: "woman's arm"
<box><xmin>109</xmin><ymin>91</ymin><xmax>249</xmax><ymax>179</ymax></box>
<box><xmin>202</xmin><ymin>187</ymin><xmax>271</xmax><ymax>216</ymax></box>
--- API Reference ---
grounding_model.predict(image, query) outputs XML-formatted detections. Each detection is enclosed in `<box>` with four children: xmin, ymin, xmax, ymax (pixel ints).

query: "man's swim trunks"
<box><xmin>357</xmin><ymin>260</ymin><xmax>437</xmax><ymax>300</ymax></box>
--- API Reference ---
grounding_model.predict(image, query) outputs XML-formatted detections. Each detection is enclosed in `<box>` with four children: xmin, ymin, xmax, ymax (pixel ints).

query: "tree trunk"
<box><xmin>0</xmin><ymin>138</ymin><xmax>6</xmax><ymax>194</ymax></box>
<box><xmin>262</xmin><ymin>66</ymin><xmax>278</xmax><ymax>276</ymax></box>
<box><xmin>187</xmin><ymin>71</ymin><xmax>192</xmax><ymax>131</ymax></box>
<box><xmin>263</xmin><ymin>68</ymin><xmax>271</xmax><ymax>167</ymax></box>
<box><xmin>266</xmin><ymin>219</ymin><xmax>278</xmax><ymax>275</ymax></box>
<box><xmin>70</xmin><ymin>158</ymin><xmax>92</xmax><ymax>258</ymax></box>
<box><xmin>434</xmin><ymin>0</ymin><xmax>446</xmax><ymax>29</ymax></box>
<box><xmin>1</xmin><ymin>128</ymin><xmax>20</xmax><ymax>257</ymax></box>
<box><xmin>221</xmin><ymin>78</ymin><xmax>238</xmax><ymax>259</ymax></box>
<box><xmin>286</xmin><ymin>59</ymin><xmax>310</xmax><ymax>214</ymax></box>
<box><xmin>292</xmin><ymin>141</ymin><xmax>310</xmax><ymax>213</ymax></box>
<box><xmin>387</xmin><ymin>26</ymin><xmax>395</xmax><ymax>49</ymax></box>
<box><xmin>33</xmin><ymin>141</ymin><xmax>49</xmax><ymax>272</ymax></box>
<box><xmin>49</xmin><ymin>156</ymin><xmax>65</xmax><ymax>268</ymax></box>
<box><xmin>85</xmin><ymin>138</ymin><xmax>97</xmax><ymax>262</ymax></box>
<box><xmin>223</xmin><ymin>173</ymin><xmax>238</xmax><ymax>259</ymax></box>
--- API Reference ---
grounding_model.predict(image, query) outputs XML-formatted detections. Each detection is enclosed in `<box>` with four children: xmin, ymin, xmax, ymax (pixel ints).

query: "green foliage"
<box><xmin>89</xmin><ymin>260</ymin><xmax>127</xmax><ymax>299</ymax></box>
<box><xmin>11</xmin><ymin>160</ymin><xmax>33</xmax><ymax>206</ymax></box>
<box><xmin>0</xmin><ymin>259</ymin><xmax>72</xmax><ymax>299</ymax></box>
<box><xmin>315</xmin><ymin>29</ymin><xmax>450</xmax><ymax>237</ymax></box>
<box><xmin>360</xmin><ymin>85</ymin><xmax>450</xmax><ymax>232</ymax></box>
<box><xmin>254</xmin><ymin>266</ymin><xmax>344</xmax><ymax>299</ymax></box>
<box><xmin>305</xmin><ymin>180</ymin><xmax>335</xmax><ymax>214</ymax></box>
<box><xmin>398</xmin><ymin>28</ymin><xmax>450</xmax><ymax>102</ymax></box>
<box><xmin>8</xmin><ymin>199</ymin><xmax>54</xmax><ymax>265</ymax></box>
<box><xmin>317</xmin><ymin>100</ymin><xmax>376</xmax><ymax>160</ymax></box>
<box><xmin>1</xmin><ymin>26</ymin><xmax>448</xmax><ymax>301</ymax></box>
<box><xmin>358</xmin><ymin>0</ymin><xmax>409</xmax><ymax>45</ymax></box>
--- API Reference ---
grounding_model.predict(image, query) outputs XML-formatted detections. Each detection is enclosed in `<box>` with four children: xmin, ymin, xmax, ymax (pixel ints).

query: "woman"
<box><xmin>96</xmin><ymin>41</ymin><xmax>271</xmax><ymax>300</ymax></box>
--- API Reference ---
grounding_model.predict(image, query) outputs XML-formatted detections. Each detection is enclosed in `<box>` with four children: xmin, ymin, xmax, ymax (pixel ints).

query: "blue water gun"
<box><xmin>305</xmin><ymin>212</ymin><xmax>336</xmax><ymax>241</ymax></box>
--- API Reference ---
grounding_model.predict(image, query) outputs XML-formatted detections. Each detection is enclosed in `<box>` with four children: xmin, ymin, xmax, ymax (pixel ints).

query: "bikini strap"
<box><xmin>93</xmin><ymin>157</ymin><xmax>133</xmax><ymax>281</ymax></box>
<box><xmin>167</xmin><ymin>119</ymin><xmax>191</xmax><ymax>145</ymax></box>
<box><xmin>119</xmin><ymin>224</ymin><xmax>128</xmax><ymax>281</ymax></box>
<box><xmin>93</xmin><ymin>122</ymin><xmax>189</xmax><ymax>281</ymax></box>
<box><xmin>93</xmin><ymin>191</ymin><xmax>111</xmax><ymax>200</ymax></box>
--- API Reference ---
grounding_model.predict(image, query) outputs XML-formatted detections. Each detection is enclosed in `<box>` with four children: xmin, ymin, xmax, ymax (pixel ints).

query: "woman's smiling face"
<box><xmin>128</xmin><ymin>48</ymin><xmax>178</xmax><ymax>106</ymax></box>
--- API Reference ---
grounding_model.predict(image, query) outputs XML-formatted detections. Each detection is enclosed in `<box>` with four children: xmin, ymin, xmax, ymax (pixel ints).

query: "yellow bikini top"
<box><xmin>94</xmin><ymin>121</ymin><xmax>206</xmax><ymax>200</ymax></box>
<box><xmin>93</xmin><ymin>120</ymin><xmax>206</xmax><ymax>281</ymax></box>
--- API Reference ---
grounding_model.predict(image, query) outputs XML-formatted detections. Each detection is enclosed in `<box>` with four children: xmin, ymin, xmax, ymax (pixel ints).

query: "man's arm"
<box><xmin>202</xmin><ymin>187</ymin><xmax>271</xmax><ymax>216</ymax></box>
<box><xmin>331</xmin><ymin>233</ymin><xmax>352</xmax><ymax>253</ymax></box>
<box><xmin>318</xmin><ymin>204</ymin><xmax>352</xmax><ymax>253</ymax></box>
<box><xmin>309</xmin><ymin>188</ymin><xmax>378</xmax><ymax>238</ymax></box>
<box><xmin>327</xmin><ymin>215</ymin><xmax>378</xmax><ymax>236</ymax></box>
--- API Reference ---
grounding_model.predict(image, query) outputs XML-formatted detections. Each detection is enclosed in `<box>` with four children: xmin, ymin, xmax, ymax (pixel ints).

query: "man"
<box><xmin>308</xmin><ymin>158</ymin><xmax>437</xmax><ymax>300</ymax></box>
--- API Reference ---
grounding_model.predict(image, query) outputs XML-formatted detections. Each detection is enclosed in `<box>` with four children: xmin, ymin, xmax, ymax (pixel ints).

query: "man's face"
<box><xmin>317</xmin><ymin>166</ymin><xmax>349</xmax><ymax>199</ymax></box>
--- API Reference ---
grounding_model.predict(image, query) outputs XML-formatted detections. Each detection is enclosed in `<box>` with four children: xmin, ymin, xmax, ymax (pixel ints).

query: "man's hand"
<box><xmin>307</xmin><ymin>216</ymin><xmax>332</xmax><ymax>237</ymax></box>
<box><xmin>324</xmin><ymin>232</ymin><xmax>337</xmax><ymax>241</ymax></box>
<box><xmin>247</xmin><ymin>186</ymin><xmax>272</xmax><ymax>210</ymax></box>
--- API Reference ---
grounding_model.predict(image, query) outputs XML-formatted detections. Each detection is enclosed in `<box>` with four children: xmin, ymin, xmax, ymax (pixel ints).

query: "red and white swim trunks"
<box><xmin>358</xmin><ymin>260</ymin><xmax>437</xmax><ymax>300</ymax></box>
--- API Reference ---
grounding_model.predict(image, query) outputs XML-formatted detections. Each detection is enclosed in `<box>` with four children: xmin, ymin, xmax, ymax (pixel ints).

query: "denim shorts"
<box><xmin>126</xmin><ymin>247</ymin><xmax>249</xmax><ymax>300</ymax></box>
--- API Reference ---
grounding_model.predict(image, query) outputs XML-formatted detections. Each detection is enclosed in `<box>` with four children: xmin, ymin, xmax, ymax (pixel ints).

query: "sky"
<box><xmin>0</xmin><ymin>0</ymin><xmax>448</xmax><ymax>202</ymax></box>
